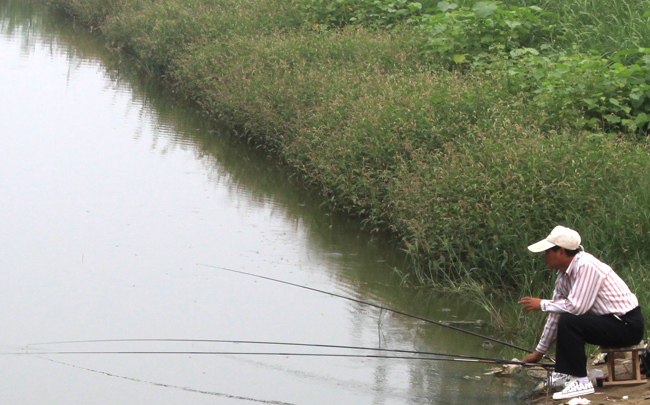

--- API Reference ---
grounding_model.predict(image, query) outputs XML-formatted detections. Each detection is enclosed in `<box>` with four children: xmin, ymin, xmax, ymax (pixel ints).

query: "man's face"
<box><xmin>544</xmin><ymin>248</ymin><xmax>565</xmax><ymax>270</ymax></box>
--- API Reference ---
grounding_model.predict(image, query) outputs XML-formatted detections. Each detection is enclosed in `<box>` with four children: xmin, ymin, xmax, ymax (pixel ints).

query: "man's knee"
<box><xmin>558</xmin><ymin>313</ymin><xmax>577</xmax><ymax>329</ymax></box>
<box><xmin>557</xmin><ymin>313</ymin><xmax>592</xmax><ymax>339</ymax></box>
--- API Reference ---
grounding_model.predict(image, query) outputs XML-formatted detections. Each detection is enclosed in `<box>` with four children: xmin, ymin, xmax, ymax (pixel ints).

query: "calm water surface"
<box><xmin>0</xmin><ymin>2</ymin><xmax>532</xmax><ymax>404</ymax></box>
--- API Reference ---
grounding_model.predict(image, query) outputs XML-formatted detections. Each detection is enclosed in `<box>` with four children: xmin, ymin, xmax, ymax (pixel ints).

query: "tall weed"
<box><xmin>510</xmin><ymin>0</ymin><xmax>650</xmax><ymax>56</ymax></box>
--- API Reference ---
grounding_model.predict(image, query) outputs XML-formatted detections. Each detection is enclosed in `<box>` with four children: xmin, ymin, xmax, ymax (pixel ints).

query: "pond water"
<box><xmin>0</xmin><ymin>2</ymin><xmax>534</xmax><ymax>404</ymax></box>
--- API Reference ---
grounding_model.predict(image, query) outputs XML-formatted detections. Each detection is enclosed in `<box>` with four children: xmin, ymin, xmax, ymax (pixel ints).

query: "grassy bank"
<box><xmin>47</xmin><ymin>0</ymin><xmax>650</xmax><ymax>345</ymax></box>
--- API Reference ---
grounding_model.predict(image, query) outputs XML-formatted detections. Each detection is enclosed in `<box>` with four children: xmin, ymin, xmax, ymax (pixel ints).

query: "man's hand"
<box><xmin>518</xmin><ymin>297</ymin><xmax>542</xmax><ymax>313</ymax></box>
<box><xmin>522</xmin><ymin>350</ymin><xmax>544</xmax><ymax>364</ymax></box>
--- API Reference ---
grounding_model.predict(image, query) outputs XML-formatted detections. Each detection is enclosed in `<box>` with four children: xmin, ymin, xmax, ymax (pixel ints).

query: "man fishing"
<box><xmin>518</xmin><ymin>225</ymin><xmax>644</xmax><ymax>400</ymax></box>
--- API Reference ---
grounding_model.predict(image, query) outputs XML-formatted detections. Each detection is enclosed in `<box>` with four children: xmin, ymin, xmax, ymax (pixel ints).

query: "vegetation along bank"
<box><xmin>47</xmin><ymin>0</ymin><xmax>650</xmax><ymax>343</ymax></box>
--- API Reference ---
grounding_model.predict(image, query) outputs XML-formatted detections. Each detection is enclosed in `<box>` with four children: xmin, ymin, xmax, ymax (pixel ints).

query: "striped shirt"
<box><xmin>535</xmin><ymin>251</ymin><xmax>639</xmax><ymax>354</ymax></box>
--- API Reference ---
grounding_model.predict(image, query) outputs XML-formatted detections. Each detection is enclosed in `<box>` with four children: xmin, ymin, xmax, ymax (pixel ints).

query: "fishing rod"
<box><xmin>28</xmin><ymin>338</ymin><xmax>501</xmax><ymax>356</ymax></box>
<box><xmin>3</xmin><ymin>349</ymin><xmax>555</xmax><ymax>368</ymax></box>
<box><xmin>197</xmin><ymin>264</ymin><xmax>555</xmax><ymax>363</ymax></box>
<box><xmin>25</xmin><ymin>338</ymin><xmax>554</xmax><ymax>368</ymax></box>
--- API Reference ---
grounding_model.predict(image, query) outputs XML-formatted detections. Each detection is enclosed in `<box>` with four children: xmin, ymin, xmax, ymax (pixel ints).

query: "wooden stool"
<box><xmin>599</xmin><ymin>343</ymin><xmax>647</xmax><ymax>386</ymax></box>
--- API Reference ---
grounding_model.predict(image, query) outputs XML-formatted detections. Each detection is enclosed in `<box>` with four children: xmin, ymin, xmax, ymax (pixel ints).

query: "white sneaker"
<box><xmin>552</xmin><ymin>379</ymin><xmax>595</xmax><ymax>400</ymax></box>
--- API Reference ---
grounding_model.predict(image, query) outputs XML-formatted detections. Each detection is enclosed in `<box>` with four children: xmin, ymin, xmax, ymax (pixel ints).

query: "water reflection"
<box><xmin>0</xmin><ymin>1</ymin><xmax>534</xmax><ymax>403</ymax></box>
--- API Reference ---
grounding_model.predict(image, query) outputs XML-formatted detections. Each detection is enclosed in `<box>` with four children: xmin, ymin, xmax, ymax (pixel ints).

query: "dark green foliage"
<box><xmin>415</xmin><ymin>1</ymin><xmax>560</xmax><ymax>64</ymax></box>
<box><xmin>508</xmin><ymin>48</ymin><xmax>650</xmax><ymax>134</ymax></box>
<box><xmin>302</xmin><ymin>0</ymin><xmax>435</xmax><ymax>28</ymax></box>
<box><xmin>306</xmin><ymin>0</ymin><xmax>650</xmax><ymax>134</ymax></box>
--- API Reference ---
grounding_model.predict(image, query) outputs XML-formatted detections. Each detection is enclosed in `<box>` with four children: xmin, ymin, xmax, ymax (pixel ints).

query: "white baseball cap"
<box><xmin>528</xmin><ymin>225</ymin><xmax>582</xmax><ymax>252</ymax></box>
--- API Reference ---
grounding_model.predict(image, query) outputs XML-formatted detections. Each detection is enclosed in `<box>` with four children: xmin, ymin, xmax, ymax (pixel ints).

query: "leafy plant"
<box><xmin>302</xmin><ymin>0</ymin><xmax>432</xmax><ymax>28</ymax></box>
<box><xmin>415</xmin><ymin>1</ymin><xmax>560</xmax><ymax>65</ymax></box>
<box><xmin>509</xmin><ymin>47</ymin><xmax>650</xmax><ymax>134</ymax></box>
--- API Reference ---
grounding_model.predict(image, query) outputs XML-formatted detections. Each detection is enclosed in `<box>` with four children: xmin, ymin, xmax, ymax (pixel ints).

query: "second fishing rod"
<box><xmin>197</xmin><ymin>264</ymin><xmax>555</xmax><ymax>363</ymax></box>
<box><xmin>24</xmin><ymin>338</ymin><xmax>554</xmax><ymax>368</ymax></box>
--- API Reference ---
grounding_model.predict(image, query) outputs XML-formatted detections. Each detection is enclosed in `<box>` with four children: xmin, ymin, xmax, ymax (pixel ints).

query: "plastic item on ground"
<box><xmin>532</xmin><ymin>372</ymin><xmax>572</xmax><ymax>392</ymax></box>
<box><xmin>588</xmin><ymin>369</ymin><xmax>605</xmax><ymax>386</ymax></box>
<box><xmin>567</xmin><ymin>398</ymin><xmax>591</xmax><ymax>405</ymax></box>
<box><xmin>533</xmin><ymin>372</ymin><xmax>571</xmax><ymax>392</ymax></box>
<box><xmin>550</xmin><ymin>372</ymin><xmax>572</xmax><ymax>388</ymax></box>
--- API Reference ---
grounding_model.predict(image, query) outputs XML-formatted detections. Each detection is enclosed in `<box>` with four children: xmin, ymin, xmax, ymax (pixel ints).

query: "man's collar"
<box><xmin>564</xmin><ymin>252</ymin><xmax>581</xmax><ymax>276</ymax></box>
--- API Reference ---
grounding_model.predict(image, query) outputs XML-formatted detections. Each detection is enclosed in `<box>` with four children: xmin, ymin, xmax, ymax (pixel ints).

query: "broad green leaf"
<box><xmin>621</xmin><ymin>119</ymin><xmax>635</xmax><ymax>130</ymax></box>
<box><xmin>630</xmin><ymin>92</ymin><xmax>643</xmax><ymax>101</ymax></box>
<box><xmin>437</xmin><ymin>1</ymin><xmax>457</xmax><ymax>12</ymax></box>
<box><xmin>472</xmin><ymin>2</ymin><xmax>497</xmax><ymax>18</ymax></box>
<box><xmin>523</xmin><ymin>47</ymin><xmax>539</xmax><ymax>55</ymax></box>
<box><xmin>614</xmin><ymin>49</ymin><xmax>639</xmax><ymax>57</ymax></box>
<box><xmin>635</xmin><ymin>112</ymin><xmax>649</xmax><ymax>125</ymax></box>
<box><xmin>604</xmin><ymin>114</ymin><xmax>621</xmax><ymax>123</ymax></box>
<box><xmin>481</xmin><ymin>34</ymin><xmax>494</xmax><ymax>43</ymax></box>
<box><xmin>505</xmin><ymin>20</ymin><xmax>522</xmax><ymax>29</ymax></box>
<box><xmin>532</xmin><ymin>71</ymin><xmax>545</xmax><ymax>80</ymax></box>
<box><xmin>453</xmin><ymin>54</ymin><xmax>466</xmax><ymax>63</ymax></box>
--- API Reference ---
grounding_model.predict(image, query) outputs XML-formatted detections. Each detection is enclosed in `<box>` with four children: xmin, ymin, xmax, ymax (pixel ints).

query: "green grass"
<box><xmin>45</xmin><ymin>0</ymin><xmax>650</xmax><ymax>349</ymax></box>
<box><xmin>513</xmin><ymin>0</ymin><xmax>650</xmax><ymax>55</ymax></box>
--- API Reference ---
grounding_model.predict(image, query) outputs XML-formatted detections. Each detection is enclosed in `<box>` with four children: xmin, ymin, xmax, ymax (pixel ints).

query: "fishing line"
<box><xmin>24</xmin><ymin>338</ymin><xmax>553</xmax><ymax>367</ymax></box>
<box><xmin>37</xmin><ymin>356</ymin><xmax>297</xmax><ymax>405</ymax></box>
<box><xmin>196</xmin><ymin>264</ymin><xmax>555</xmax><ymax>363</ymax></box>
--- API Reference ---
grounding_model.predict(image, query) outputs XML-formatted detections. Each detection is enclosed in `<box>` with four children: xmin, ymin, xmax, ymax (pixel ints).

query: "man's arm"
<box><xmin>519</xmin><ymin>293</ymin><xmax>561</xmax><ymax>355</ymax></box>
<box><xmin>523</xmin><ymin>350</ymin><xmax>544</xmax><ymax>364</ymax></box>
